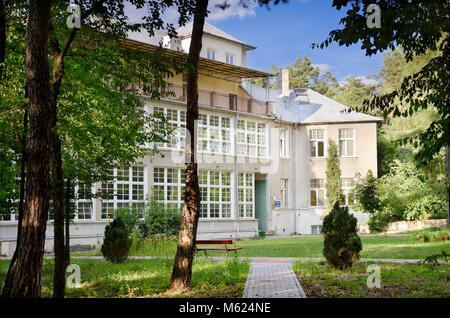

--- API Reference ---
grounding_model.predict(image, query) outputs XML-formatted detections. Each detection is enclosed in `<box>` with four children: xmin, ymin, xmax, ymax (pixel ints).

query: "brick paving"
<box><xmin>243</xmin><ymin>261</ymin><xmax>307</xmax><ymax>298</ymax></box>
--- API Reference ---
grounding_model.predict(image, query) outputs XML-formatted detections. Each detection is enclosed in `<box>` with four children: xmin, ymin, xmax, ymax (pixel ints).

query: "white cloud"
<box><xmin>312</xmin><ymin>63</ymin><xmax>332</xmax><ymax>73</ymax></box>
<box><xmin>207</xmin><ymin>0</ymin><xmax>258</xmax><ymax>22</ymax></box>
<box><xmin>356</xmin><ymin>75</ymin><xmax>379</xmax><ymax>85</ymax></box>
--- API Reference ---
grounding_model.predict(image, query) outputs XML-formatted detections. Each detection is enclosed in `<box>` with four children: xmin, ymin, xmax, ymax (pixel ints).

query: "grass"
<box><xmin>0</xmin><ymin>257</ymin><xmax>249</xmax><ymax>298</ymax></box>
<box><xmin>293</xmin><ymin>261</ymin><xmax>450</xmax><ymax>298</ymax></box>
<box><xmin>73</xmin><ymin>234</ymin><xmax>450</xmax><ymax>260</ymax></box>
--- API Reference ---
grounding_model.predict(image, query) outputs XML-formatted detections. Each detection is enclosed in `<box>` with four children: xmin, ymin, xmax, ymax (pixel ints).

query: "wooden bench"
<box><xmin>195</xmin><ymin>240</ymin><xmax>242</xmax><ymax>257</ymax></box>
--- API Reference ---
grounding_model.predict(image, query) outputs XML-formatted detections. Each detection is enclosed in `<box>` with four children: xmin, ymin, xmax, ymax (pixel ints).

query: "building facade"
<box><xmin>0</xmin><ymin>22</ymin><xmax>380</xmax><ymax>256</ymax></box>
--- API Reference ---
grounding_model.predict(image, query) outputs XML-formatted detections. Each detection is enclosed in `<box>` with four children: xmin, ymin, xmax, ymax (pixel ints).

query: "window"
<box><xmin>238</xmin><ymin>173</ymin><xmax>254</xmax><ymax>218</ymax></box>
<box><xmin>311</xmin><ymin>225</ymin><xmax>323</xmax><ymax>235</ymax></box>
<box><xmin>207</xmin><ymin>48</ymin><xmax>216</xmax><ymax>60</ymax></box>
<box><xmin>341</xmin><ymin>178</ymin><xmax>355</xmax><ymax>206</ymax></box>
<box><xmin>280</xmin><ymin>179</ymin><xmax>289</xmax><ymax>208</ymax></box>
<box><xmin>310</xmin><ymin>178</ymin><xmax>325</xmax><ymax>207</ymax></box>
<box><xmin>309</xmin><ymin>129</ymin><xmax>325</xmax><ymax>158</ymax></box>
<box><xmin>153</xmin><ymin>167</ymin><xmax>185</xmax><ymax>210</ymax></box>
<box><xmin>153</xmin><ymin>107</ymin><xmax>186</xmax><ymax>150</ymax></box>
<box><xmin>237</xmin><ymin>120</ymin><xmax>267</xmax><ymax>158</ymax></box>
<box><xmin>199</xmin><ymin>170</ymin><xmax>232</xmax><ymax>218</ymax></box>
<box><xmin>280</xmin><ymin>128</ymin><xmax>289</xmax><ymax>158</ymax></box>
<box><xmin>198</xmin><ymin>114</ymin><xmax>232</xmax><ymax>154</ymax></box>
<box><xmin>100</xmin><ymin>166</ymin><xmax>146</xmax><ymax>219</ymax></box>
<box><xmin>75</xmin><ymin>181</ymin><xmax>93</xmax><ymax>220</ymax></box>
<box><xmin>225</xmin><ymin>53</ymin><xmax>234</xmax><ymax>65</ymax></box>
<box><xmin>154</xmin><ymin>168</ymin><xmax>232</xmax><ymax>218</ymax></box>
<box><xmin>339</xmin><ymin>129</ymin><xmax>355</xmax><ymax>157</ymax></box>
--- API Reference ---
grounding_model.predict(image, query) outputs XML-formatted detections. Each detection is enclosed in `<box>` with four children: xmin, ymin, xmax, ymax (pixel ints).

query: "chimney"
<box><xmin>281</xmin><ymin>67</ymin><xmax>289</xmax><ymax>97</ymax></box>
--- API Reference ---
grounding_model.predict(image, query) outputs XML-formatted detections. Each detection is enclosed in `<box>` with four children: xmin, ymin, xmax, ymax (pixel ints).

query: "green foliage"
<box><xmin>367</xmin><ymin>213</ymin><xmax>390</xmax><ymax>233</ymax></box>
<box><xmin>415</xmin><ymin>229</ymin><xmax>450</xmax><ymax>243</ymax></box>
<box><xmin>139</xmin><ymin>195</ymin><xmax>182</xmax><ymax>237</ymax></box>
<box><xmin>404</xmin><ymin>195</ymin><xmax>447</xmax><ymax>221</ymax></box>
<box><xmin>101</xmin><ymin>216</ymin><xmax>132</xmax><ymax>263</ymax></box>
<box><xmin>325</xmin><ymin>140</ymin><xmax>342</xmax><ymax>211</ymax></box>
<box><xmin>352</xmin><ymin>170</ymin><xmax>380</xmax><ymax>215</ymax></box>
<box><xmin>421</xmin><ymin>251</ymin><xmax>449</xmax><ymax>269</ymax></box>
<box><xmin>322</xmin><ymin>203</ymin><xmax>362</xmax><ymax>269</ymax></box>
<box><xmin>114</xmin><ymin>208</ymin><xmax>141</xmax><ymax>234</ymax></box>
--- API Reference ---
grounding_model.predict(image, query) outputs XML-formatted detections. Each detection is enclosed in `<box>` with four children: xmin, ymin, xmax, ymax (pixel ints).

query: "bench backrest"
<box><xmin>195</xmin><ymin>240</ymin><xmax>233</xmax><ymax>245</ymax></box>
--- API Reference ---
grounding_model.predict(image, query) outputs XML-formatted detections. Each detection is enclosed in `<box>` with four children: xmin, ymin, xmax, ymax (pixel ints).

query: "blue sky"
<box><xmin>126</xmin><ymin>0</ymin><xmax>386</xmax><ymax>83</ymax></box>
<box><xmin>207</xmin><ymin>0</ymin><xmax>385</xmax><ymax>83</ymax></box>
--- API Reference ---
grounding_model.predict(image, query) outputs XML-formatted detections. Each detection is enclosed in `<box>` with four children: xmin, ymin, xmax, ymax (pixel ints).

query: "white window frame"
<box><xmin>75</xmin><ymin>181</ymin><xmax>95</xmax><ymax>220</ymax></box>
<box><xmin>153</xmin><ymin>106</ymin><xmax>186</xmax><ymax>151</ymax></box>
<box><xmin>311</xmin><ymin>225</ymin><xmax>323</xmax><ymax>235</ymax></box>
<box><xmin>339</xmin><ymin>128</ymin><xmax>356</xmax><ymax>157</ymax></box>
<box><xmin>280</xmin><ymin>128</ymin><xmax>289</xmax><ymax>158</ymax></box>
<box><xmin>207</xmin><ymin>48</ymin><xmax>216</xmax><ymax>60</ymax></box>
<box><xmin>238</xmin><ymin>173</ymin><xmax>255</xmax><ymax>218</ymax></box>
<box><xmin>100</xmin><ymin>166</ymin><xmax>147</xmax><ymax>219</ymax></box>
<box><xmin>198</xmin><ymin>113</ymin><xmax>233</xmax><ymax>155</ymax></box>
<box><xmin>309</xmin><ymin>129</ymin><xmax>325</xmax><ymax>158</ymax></box>
<box><xmin>280</xmin><ymin>178</ymin><xmax>289</xmax><ymax>208</ymax></box>
<box><xmin>310</xmin><ymin>178</ymin><xmax>326</xmax><ymax>207</ymax></box>
<box><xmin>237</xmin><ymin>119</ymin><xmax>268</xmax><ymax>158</ymax></box>
<box><xmin>199</xmin><ymin>170</ymin><xmax>232</xmax><ymax>219</ymax></box>
<box><xmin>153</xmin><ymin>167</ymin><xmax>185</xmax><ymax>210</ymax></box>
<box><xmin>225</xmin><ymin>53</ymin><xmax>235</xmax><ymax>65</ymax></box>
<box><xmin>341</xmin><ymin>178</ymin><xmax>356</xmax><ymax>206</ymax></box>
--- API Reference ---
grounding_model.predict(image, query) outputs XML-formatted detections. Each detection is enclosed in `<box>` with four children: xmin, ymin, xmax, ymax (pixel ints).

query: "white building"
<box><xmin>0</xmin><ymin>22</ymin><xmax>380</xmax><ymax>256</ymax></box>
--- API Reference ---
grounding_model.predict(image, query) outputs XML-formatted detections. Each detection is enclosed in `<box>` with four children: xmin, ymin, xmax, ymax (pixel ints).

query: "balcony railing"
<box><xmin>160</xmin><ymin>84</ymin><xmax>268</xmax><ymax>116</ymax></box>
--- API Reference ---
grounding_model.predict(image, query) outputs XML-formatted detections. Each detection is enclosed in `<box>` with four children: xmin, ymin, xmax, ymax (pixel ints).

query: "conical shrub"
<box><xmin>101</xmin><ymin>216</ymin><xmax>132</xmax><ymax>263</ymax></box>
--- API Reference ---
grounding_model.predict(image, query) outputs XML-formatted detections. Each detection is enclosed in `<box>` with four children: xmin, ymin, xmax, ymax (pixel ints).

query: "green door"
<box><xmin>255</xmin><ymin>179</ymin><xmax>269</xmax><ymax>232</ymax></box>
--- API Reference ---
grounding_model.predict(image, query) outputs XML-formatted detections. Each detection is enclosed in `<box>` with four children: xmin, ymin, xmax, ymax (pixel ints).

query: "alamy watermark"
<box><xmin>366</xmin><ymin>264</ymin><xmax>381</xmax><ymax>289</ymax></box>
<box><xmin>66</xmin><ymin>264</ymin><xmax>81</xmax><ymax>288</ymax></box>
<box><xmin>66</xmin><ymin>4</ymin><xmax>81</xmax><ymax>29</ymax></box>
<box><xmin>366</xmin><ymin>4</ymin><xmax>381</xmax><ymax>29</ymax></box>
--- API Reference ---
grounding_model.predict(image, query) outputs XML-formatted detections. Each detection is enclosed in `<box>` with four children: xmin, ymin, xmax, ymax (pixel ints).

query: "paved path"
<box><xmin>243</xmin><ymin>261</ymin><xmax>307</xmax><ymax>298</ymax></box>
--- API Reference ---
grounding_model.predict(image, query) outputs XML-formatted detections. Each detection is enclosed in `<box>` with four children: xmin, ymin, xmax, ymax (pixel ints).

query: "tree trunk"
<box><xmin>2</xmin><ymin>0</ymin><xmax>52</xmax><ymax>298</ymax></box>
<box><xmin>169</xmin><ymin>0</ymin><xmax>208</xmax><ymax>293</ymax></box>
<box><xmin>1</xmin><ymin>106</ymin><xmax>27</xmax><ymax>296</ymax></box>
<box><xmin>446</xmin><ymin>146</ymin><xmax>449</xmax><ymax>229</ymax></box>
<box><xmin>64</xmin><ymin>178</ymin><xmax>71</xmax><ymax>268</ymax></box>
<box><xmin>0</xmin><ymin>0</ymin><xmax>5</xmax><ymax>80</ymax></box>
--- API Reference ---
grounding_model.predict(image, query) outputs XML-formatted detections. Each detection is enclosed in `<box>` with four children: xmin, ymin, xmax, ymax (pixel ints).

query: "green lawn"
<box><xmin>0</xmin><ymin>258</ymin><xmax>249</xmax><ymax>298</ymax></box>
<box><xmin>73</xmin><ymin>234</ymin><xmax>450</xmax><ymax>260</ymax></box>
<box><xmin>293</xmin><ymin>261</ymin><xmax>450</xmax><ymax>298</ymax></box>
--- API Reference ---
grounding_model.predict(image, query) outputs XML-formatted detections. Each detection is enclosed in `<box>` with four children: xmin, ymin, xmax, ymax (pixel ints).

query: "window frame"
<box><xmin>280</xmin><ymin>128</ymin><xmax>289</xmax><ymax>158</ymax></box>
<box><xmin>309</xmin><ymin>129</ymin><xmax>325</xmax><ymax>158</ymax></box>
<box><xmin>225</xmin><ymin>53</ymin><xmax>235</xmax><ymax>65</ymax></box>
<box><xmin>207</xmin><ymin>48</ymin><xmax>217</xmax><ymax>60</ymax></box>
<box><xmin>310</xmin><ymin>178</ymin><xmax>326</xmax><ymax>207</ymax></box>
<box><xmin>280</xmin><ymin>178</ymin><xmax>289</xmax><ymax>208</ymax></box>
<box><xmin>339</xmin><ymin>128</ymin><xmax>356</xmax><ymax>157</ymax></box>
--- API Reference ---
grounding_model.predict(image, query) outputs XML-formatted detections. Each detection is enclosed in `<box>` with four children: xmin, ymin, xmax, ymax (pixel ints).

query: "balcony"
<box><xmin>160</xmin><ymin>84</ymin><xmax>268</xmax><ymax>116</ymax></box>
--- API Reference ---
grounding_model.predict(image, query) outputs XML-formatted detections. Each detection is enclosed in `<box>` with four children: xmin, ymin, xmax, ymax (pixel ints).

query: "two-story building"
<box><xmin>0</xmin><ymin>22</ymin><xmax>381</xmax><ymax>256</ymax></box>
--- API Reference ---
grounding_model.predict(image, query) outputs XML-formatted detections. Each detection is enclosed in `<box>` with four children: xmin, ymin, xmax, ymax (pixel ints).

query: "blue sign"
<box><xmin>274</xmin><ymin>200</ymin><xmax>281</xmax><ymax>208</ymax></box>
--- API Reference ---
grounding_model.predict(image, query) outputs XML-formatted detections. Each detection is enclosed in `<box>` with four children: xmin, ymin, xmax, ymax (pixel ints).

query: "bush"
<box><xmin>114</xmin><ymin>207</ymin><xmax>141</xmax><ymax>233</ymax></box>
<box><xmin>101</xmin><ymin>216</ymin><xmax>132</xmax><ymax>263</ymax></box>
<box><xmin>322</xmin><ymin>203</ymin><xmax>362</xmax><ymax>269</ymax></box>
<box><xmin>404</xmin><ymin>195</ymin><xmax>446</xmax><ymax>221</ymax></box>
<box><xmin>139</xmin><ymin>196</ymin><xmax>182</xmax><ymax>237</ymax></box>
<box><xmin>415</xmin><ymin>228</ymin><xmax>450</xmax><ymax>242</ymax></box>
<box><xmin>367</xmin><ymin>212</ymin><xmax>391</xmax><ymax>233</ymax></box>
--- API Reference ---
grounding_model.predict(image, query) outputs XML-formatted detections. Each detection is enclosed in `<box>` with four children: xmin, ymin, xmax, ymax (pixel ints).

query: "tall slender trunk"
<box><xmin>446</xmin><ymin>146</ymin><xmax>449</xmax><ymax>229</ymax></box>
<box><xmin>51</xmin><ymin>56</ymin><xmax>66</xmax><ymax>299</ymax></box>
<box><xmin>169</xmin><ymin>0</ymin><xmax>208</xmax><ymax>293</ymax></box>
<box><xmin>2</xmin><ymin>0</ymin><xmax>52</xmax><ymax>298</ymax></box>
<box><xmin>0</xmin><ymin>0</ymin><xmax>5</xmax><ymax>80</ymax></box>
<box><xmin>1</xmin><ymin>106</ymin><xmax>27</xmax><ymax>296</ymax></box>
<box><xmin>64</xmin><ymin>178</ymin><xmax>71</xmax><ymax>268</ymax></box>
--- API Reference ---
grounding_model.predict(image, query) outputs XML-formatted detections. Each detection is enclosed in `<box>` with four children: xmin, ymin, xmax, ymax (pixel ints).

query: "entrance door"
<box><xmin>255</xmin><ymin>179</ymin><xmax>269</xmax><ymax>232</ymax></box>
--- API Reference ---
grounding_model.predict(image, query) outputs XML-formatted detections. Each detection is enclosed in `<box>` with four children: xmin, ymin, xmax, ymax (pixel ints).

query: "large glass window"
<box><xmin>237</xmin><ymin>120</ymin><xmax>267</xmax><ymax>158</ymax></box>
<box><xmin>310</xmin><ymin>178</ymin><xmax>325</xmax><ymax>207</ymax></box>
<box><xmin>198</xmin><ymin>114</ymin><xmax>232</xmax><ymax>154</ymax></box>
<box><xmin>339</xmin><ymin>129</ymin><xmax>355</xmax><ymax>157</ymax></box>
<box><xmin>100</xmin><ymin>166</ymin><xmax>146</xmax><ymax>219</ymax></box>
<box><xmin>309</xmin><ymin>129</ymin><xmax>325</xmax><ymax>158</ymax></box>
<box><xmin>153</xmin><ymin>107</ymin><xmax>186</xmax><ymax>150</ymax></box>
<box><xmin>340</xmin><ymin>178</ymin><xmax>355</xmax><ymax>206</ymax></box>
<box><xmin>238</xmin><ymin>173</ymin><xmax>254</xmax><ymax>218</ymax></box>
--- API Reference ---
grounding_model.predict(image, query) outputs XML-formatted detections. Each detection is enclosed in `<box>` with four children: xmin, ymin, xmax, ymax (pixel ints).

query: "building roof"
<box><xmin>177</xmin><ymin>21</ymin><xmax>256</xmax><ymax>50</ymax></box>
<box><xmin>241</xmin><ymin>81</ymin><xmax>382</xmax><ymax>124</ymax></box>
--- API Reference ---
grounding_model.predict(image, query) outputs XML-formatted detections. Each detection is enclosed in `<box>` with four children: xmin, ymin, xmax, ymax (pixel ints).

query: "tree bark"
<box><xmin>1</xmin><ymin>106</ymin><xmax>27</xmax><ymax>296</ymax></box>
<box><xmin>0</xmin><ymin>0</ymin><xmax>5</xmax><ymax>80</ymax></box>
<box><xmin>446</xmin><ymin>146</ymin><xmax>449</xmax><ymax>229</ymax></box>
<box><xmin>64</xmin><ymin>178</ymin><xmax>71</xmax><ymax>268</ymax></box>
<box><xmin>2</xmin><ymin>0</ymin><xmax>52</xmax><ymax>298</ymax></box>
<box><xmin>169</xmin><ymin>0</ymin><xmax>208</xmax><ymax>293</ymax></box>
